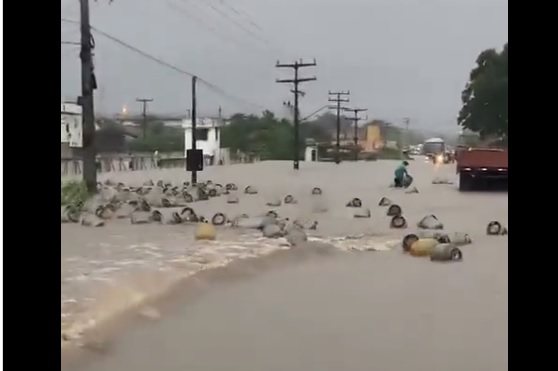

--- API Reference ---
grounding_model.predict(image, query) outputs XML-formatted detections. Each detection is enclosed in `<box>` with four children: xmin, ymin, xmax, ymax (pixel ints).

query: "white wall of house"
<box><xmin>61</xmin><ymin>119</ymin><xmax>70</xmax><ymax>143</ymax></box>
<box><xmin>61</xmin><ymin>103</ymin><xmax>83</xmax><ymax>147</ymax></box>
<box><xmin>183</xmin><ymin>118</ymin><xmax>223</xmax><ymax>163</ymax></box>
<box><xmin>305</xmin><ymin>145</ymin><xmax>318</xmax><ymax>162</ymax></box>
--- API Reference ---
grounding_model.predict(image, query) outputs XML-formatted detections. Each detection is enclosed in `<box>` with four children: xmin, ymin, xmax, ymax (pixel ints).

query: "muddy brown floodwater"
<box><xmin>61</xmin><ymin>160</ymin><xmax>508</xmax><ymax>371</ymax></box>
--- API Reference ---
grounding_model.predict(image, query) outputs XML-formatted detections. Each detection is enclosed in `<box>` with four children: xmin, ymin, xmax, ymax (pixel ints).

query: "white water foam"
<box><xmin>61</xmin><ymin>231</ymin><xmax>397</xmax><ymax>348</ymax></box>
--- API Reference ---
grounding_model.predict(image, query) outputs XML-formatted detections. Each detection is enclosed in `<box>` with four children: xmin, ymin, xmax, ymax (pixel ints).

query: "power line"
<box><xmin>93</xmin><ymin>24</ymin><xmax>198</xmax><ymax>77</ymax></box>
<box><xmin>165</xmin><ymin>0</ymin><xmax>270</xmax><ymax>57</ymax></box>
<box><xmin>301</xmin><ymin>104</ymin><xmax>329</xmax><ymax>122</ymax></box>
<box><xmin>61</xmin><ymin>17</ymin><xmax>265</xmax><ymax>110</ymax></box>
<box><xmin>188</xmin><ymin>0</ymin><xmax>270</xmax><ymax>45</ymax></box>
<box><xmin>61</xmin><ymin>17</ymin><xmax>79</xmax><ymax>25</ymax></box>
<box><xmin>167</xmin><ymin>0</ymin><xmax>243</xmax><ymax>46</ymax></box>
<box><xmin>183</xmin><ymin>0</ymin><xmax>287</xmax><ymax>57</ymax></box>
<box><xmin>215</xmin><ymin>0</ymin><xmax>264</xmax><ymax>32</ymax></box>
<box><xmin>199</xmin><ymin>78</ymin><xmax>266</xmax><ymax>110</ymax></box>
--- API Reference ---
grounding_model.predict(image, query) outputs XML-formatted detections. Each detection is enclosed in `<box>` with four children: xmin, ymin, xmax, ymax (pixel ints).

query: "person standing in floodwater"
<box><xmin>154</xmin><ymin>150</ymin><xmax>160</xmax><ymax>168</ymax></box>
<box><xmin>128</xmin><ymin>153</ymin><xmax>135</xmax><ymax>171</ymax></box>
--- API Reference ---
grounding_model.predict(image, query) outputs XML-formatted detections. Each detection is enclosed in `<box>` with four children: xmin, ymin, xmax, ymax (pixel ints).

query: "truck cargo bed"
<box><xmin>457</xmin><ymin>148</ymin><xmax>508</xmax><ymax>170</ymax></box>
<box><xmin>457</xmin><ymin>148</ymin><xmax>508</xmax><ymax>191</ymax></box>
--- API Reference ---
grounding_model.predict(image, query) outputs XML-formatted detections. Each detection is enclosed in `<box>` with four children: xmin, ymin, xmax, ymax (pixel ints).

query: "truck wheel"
<box><xmin>459</xmin><ymin>173</ymin><xmax>474</xmax><ymax>191</ymax></box>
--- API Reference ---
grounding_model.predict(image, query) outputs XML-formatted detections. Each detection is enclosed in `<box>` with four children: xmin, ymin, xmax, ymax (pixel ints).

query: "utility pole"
<box><xmin>191</xmin><ymin>76</ymin><xmax>198</xmax><ymax>184</ymax></box>
<box><xmin>344</xmin><ymin>108</ymin><xmax>368</xmax><ymax>161</ymax></box>
<box><xmin>403</xmin><ymin>117</ymin><xmax>410</xmax><ymax>149</ymax></box>
<box><xmin>276</xmin><ymin>59</ymin><xmax>317</xmax><ymax>170</ymax></box>
<box><xmin>79</xmin><ymin>0</ymin><xmax>97</xmax><ymax>193</ymax></box>
<box><xmin>328</xmin><ymin>91</ymin><xmax>350</xmax><ymax>164</ymax></box>
<box><xmin>136</xmin><ymin>98</ymin><xmax>153</xmax><ymax>139</ymax></box>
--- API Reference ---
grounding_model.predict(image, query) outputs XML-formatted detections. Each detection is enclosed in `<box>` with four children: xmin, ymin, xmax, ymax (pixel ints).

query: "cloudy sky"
<box><xmin>61</xmin><ymin>0</ymin><xmax>507</xmax><ymax>134</ymax></box>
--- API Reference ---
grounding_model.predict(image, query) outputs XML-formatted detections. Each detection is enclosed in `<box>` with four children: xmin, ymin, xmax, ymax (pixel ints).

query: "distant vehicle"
<box><xmin>408</xmin><ymin>144</ymin><xmax>422</xmax><ymax>156</ymax></box>
<box><xmin>422</xmin><ymin>138</ymin><xmax>449</xmax><ymax>164</ymax></box>
<box><xmin>456</xmin><ymin>148</ymin><xmax>508</xmax><ymax>191</ymax></box>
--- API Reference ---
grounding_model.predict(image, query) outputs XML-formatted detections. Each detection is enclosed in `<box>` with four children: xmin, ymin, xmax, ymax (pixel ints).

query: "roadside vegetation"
<box><xmin>61</xmin><ymin>180</ymin><xmax>89</xmax><ymax>208</ymax></box>
<box><xmin>458</xmin><ymin>43</ymin><xmax>508</xmax><ymax>141</ymax></box>
<box><xmin>221</xmin><ymin>110</ymin><xmax>331</xmax><ymax>161</ymax></box>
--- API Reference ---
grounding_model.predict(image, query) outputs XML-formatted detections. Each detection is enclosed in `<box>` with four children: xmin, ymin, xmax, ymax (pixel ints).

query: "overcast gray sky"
<box><xmin>61</xmin><ymin>0</ymin><xmax>507</xmax><ymax>134</ymax></box>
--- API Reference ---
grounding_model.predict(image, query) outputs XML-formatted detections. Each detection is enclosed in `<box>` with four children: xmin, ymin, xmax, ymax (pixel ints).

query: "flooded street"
<box><xmin>62</xmin><ymin>160</ymin><xmax>508</xmax><ymax>371</ymax></box>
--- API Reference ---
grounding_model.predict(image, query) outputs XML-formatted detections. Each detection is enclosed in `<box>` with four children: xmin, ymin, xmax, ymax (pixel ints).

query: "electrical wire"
<box><xmin>185</xmin><ymin>0</ymin><xmax>269</xmax><ymax>45</ymax></box>
<box><xmin>165</xmin><ymin>0</ymin><xmax>269</xmax><ymax>56</ymax></box>
<box><xmin>61</xmin><ymin>17</ymin><xmax>79</xmax><ymax>25</ymax></box>
<box><xmin>214</xmin><ymin>0</ymin><xmax>264</xmax><ymax>32</ymax></box>
<box><xmin>60</xmin><ymin>17</ymin><xmax>267</xmax><ymax>110</ymax></box>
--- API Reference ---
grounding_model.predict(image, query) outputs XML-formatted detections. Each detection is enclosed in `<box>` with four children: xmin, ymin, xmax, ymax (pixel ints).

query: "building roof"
<box><xmin>95</xmin><ymin>119</ymin><xmax>139</xmax><ymax>138</ymax></box>
<box><xmin>61</xmin><ymin>102</ymin><xmax>82</xmax><ymax>115</ymax></box>
<box><xmin>424</xmin><ymin>137</ymin><xmax>444</xmax><ymax>143</ymax></box>
<box><xmin>182</xmin><ymin>118</ymin><xmax>224</xmax><ymax>129</ymax></box>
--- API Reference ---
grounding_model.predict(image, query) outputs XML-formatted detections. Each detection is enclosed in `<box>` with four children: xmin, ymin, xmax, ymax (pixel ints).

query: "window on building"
<box><xmin>195</xmin><ymin>128</ymin><xmax>209</xmax><ymax>141</ymax></box>
<box><xmin>215</xmin><ymin>128</ymin><xmax>219</xmax><ymax>140</ymax></box>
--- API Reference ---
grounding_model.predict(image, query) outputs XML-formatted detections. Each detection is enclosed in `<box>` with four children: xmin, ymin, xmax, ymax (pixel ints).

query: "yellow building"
<box><xmin>361</xmin><ymin>121</ymin><xmax>384</xmax><ymax>152</ymax></box>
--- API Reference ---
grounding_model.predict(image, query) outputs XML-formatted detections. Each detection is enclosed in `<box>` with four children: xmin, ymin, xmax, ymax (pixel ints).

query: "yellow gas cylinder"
<box><xmin>195</xmin><ymin>222</ymin><xmax>217</xmax><ymax>241</ymax></box>
<box><xmin>409</xmin><ymin>238</ymin><xmax>438</xmax><ymax>257</ymax></box>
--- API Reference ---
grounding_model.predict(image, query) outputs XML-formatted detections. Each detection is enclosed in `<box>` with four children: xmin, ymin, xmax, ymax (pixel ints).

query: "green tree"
<box><xmin>94</xmin><ymin>119</ymin><xmax>128</xmax><ymax>153</ymax></box>
<box><xmin>305</xmin><ymin>112</ymin><xmax>351</xmax><ymax>138</ymax></box>
<box><xmin>128</xmin><ymin>123</ymin><xmax>184</xmax><ymax>153</ymax></box>
<box><xmin>221</xmin><ymin>111</ymin><xmax>330</xmax><ymax>160</ymax></box>
<box><xmin>458</xmin><ymin>43</ymin><xmax>508</xmax><ymax>139</ymax></box>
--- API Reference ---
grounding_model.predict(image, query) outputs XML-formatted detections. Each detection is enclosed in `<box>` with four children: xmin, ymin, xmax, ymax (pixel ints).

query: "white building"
<box><xmin>182</xmin><ymin>118</ymin><xmax>224</xmax><ymax>165</ymax></box>
<box><xmin>61</xmin><ymin>102</ymin><xmax>83</xmax><ymax>148</ymax></box>
<box><xmin>305</xmin><ymin>145</ymin><xmax>318</xmax><ymax>162</ymax></box>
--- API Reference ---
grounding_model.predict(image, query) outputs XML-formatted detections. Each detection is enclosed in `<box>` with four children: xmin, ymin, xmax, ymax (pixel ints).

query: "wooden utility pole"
<box><xmin>136</xmin><ymin>98</ymin><xmax>153</xmax><ymax>139</ymax></box>
<box><xmin>276</xmin><ymin>59</ymin><xmax>317</xmax><ymax>170</ymax></box>
<box><xmin>79</xmin><ymin>0</ymin><xmax>97</xmax><ymax>193</ymax></box>
<box><xmin>328</xmin><ymin>91</ymin><xmax>350</xmax><ymax>164</ymax></box>
<box><xmin>191</xmin><ymin>76</ymin><xmax>198</xmax><ymax>184</ymax></box>
<box><xmin>403</xmin><ymin>117</ymin><xmax>410</xmax><ymax>149</ymax></box>
<box><xmin>344</xmin><ymin>108</ymin><xmax>368</xmax><ymax>161</ymax></box>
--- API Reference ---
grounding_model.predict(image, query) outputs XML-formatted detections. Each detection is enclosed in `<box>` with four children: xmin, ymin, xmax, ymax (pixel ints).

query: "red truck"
<box><xmin>456</xmin><ymin>148</ymin><xmax>508</xmax><ymax>191</ymax></box>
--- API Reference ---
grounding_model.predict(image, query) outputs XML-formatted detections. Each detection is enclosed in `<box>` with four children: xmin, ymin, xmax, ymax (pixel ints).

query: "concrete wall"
<box><xmin>61</xmin><ymin>154</ymin><xmax>159</xmax><ymax>177</ymax></box>
<box><xmin>61</xmin><ymin>143</ymin><xmax>74</xmax><ymax>159</ymax></box>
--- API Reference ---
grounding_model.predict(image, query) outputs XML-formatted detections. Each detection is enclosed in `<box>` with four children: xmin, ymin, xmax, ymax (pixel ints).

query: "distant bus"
<box><xmin>422</xmin><ymin>137</ymin><xmax>445</xmax><ymax>156</ymax></box>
